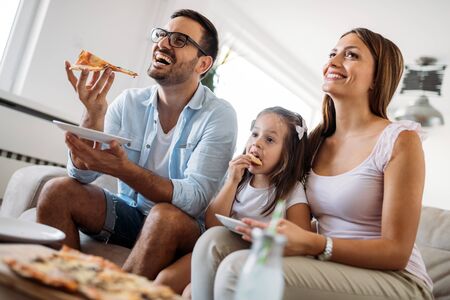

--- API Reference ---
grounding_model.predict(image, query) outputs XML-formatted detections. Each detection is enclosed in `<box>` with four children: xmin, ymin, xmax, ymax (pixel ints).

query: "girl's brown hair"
<box><xmin>238</xmin><ymin>106</ymin><xmax>308</xmax><ymax>216</ymax></box>
<box><xmin>307</xmin><ymin>28</ymin><xmax>404</xmax><ymax>170</ymax></box>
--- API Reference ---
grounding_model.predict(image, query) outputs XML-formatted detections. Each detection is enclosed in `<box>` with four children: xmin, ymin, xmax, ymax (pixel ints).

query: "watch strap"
<box><xmin>317</xmin><ymin>236</ymin><xmax>333</xmax><ymax>261</ymax></box>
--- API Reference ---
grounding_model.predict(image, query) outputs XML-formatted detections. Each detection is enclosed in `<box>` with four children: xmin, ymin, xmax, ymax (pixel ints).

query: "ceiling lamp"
<box><xmin>393</xmin><ymin>57</ymin><xmax>446</xmax><ymax>127</ymax></box>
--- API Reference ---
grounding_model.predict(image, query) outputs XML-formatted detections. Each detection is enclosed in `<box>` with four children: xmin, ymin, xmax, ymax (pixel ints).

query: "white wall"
<box><xmin>422</xmin><ymin>124</ymin><xmax>450</xmax><ymax>210</ymax></box>
<box><xmin>420</xmin><ymin>92</ymin><xmax>450</xmax><ymax>210</ymax></box>
<box><xmin>0</xmin><ymin>90</ymin><xmax>67</xmax><ymax>197</ymax></box>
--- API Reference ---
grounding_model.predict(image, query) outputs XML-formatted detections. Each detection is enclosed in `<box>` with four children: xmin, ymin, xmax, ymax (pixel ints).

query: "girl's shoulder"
<box><xmin>285</xmin><ymin>181</ymin><xmax>308</xmax><ymax>208</ymax></box>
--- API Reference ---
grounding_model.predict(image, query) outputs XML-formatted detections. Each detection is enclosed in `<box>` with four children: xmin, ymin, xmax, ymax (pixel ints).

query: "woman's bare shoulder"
<box><xmin>392</xmin><ymin>129</ymin><xmax>423</xmax><ymax>158</ymax></box>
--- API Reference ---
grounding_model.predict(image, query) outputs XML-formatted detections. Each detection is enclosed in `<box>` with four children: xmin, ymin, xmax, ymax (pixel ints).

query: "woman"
<box><xmin>191</xmin><ymin>28</ymin><xmax>433</xmax><ymax>300</ymax></box>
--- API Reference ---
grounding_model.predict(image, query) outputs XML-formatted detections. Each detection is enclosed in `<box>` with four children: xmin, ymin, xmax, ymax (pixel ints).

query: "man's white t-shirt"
<box><xmin>146</xmin><ymin>120</ymin><xmax>174</xmax><ymax>178</ymax></box>
<box><xmin>231</xmin><ymin>181</ymin><xmax>308</xmax><ymax>222</ymax></box>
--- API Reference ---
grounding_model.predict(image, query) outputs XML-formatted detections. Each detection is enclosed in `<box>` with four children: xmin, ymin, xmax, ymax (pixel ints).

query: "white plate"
<box><xmin>0</xmin><ymin>217</ymin><xmax>66</xmax><ymax>243</ymax></box>
<box><xmin>53</xmin><ymin>120</ymin><xmax>132</xmax><ymax>145</ymax></box>
<box><xmin>215</xmin><ymin>214</ymin><xmax>249</xmax><ymax>234</ymax></box>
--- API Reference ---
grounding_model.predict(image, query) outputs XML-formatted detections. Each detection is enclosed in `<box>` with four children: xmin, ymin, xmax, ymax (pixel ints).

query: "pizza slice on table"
<box><xmin>70</xmin><ymin>50</ymin><xmax>138</xmax><ymax>77</ymax></box>
<box><xmin>3</xmin><ymin>245</ymin><xmax>179</xmax><ymax>300</ymax></box>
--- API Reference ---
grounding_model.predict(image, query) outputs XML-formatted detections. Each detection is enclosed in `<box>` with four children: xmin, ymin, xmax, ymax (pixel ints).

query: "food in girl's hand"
<box><xmin>248</xmin><ymin>154</ymin><xmax>262</xmax><ymax>166</ymax></box>
<box><xmin>70</xmin><ymin>50</ymin><xmax>138</xmax><ymax>77</ymax></box>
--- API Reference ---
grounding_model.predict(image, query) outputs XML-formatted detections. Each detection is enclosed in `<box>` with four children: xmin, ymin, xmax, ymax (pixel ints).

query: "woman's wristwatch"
<box><xmin>317</xmin><ymin>236</ymin><xmax>333</xmax><ymax>261</ymax></box>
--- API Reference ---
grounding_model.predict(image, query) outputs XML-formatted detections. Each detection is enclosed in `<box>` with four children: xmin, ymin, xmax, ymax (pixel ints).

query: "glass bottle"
<box><xmin>234</xmin><ymin>227</ymin><xmax>286</xmax><ymax>300</ymax></box>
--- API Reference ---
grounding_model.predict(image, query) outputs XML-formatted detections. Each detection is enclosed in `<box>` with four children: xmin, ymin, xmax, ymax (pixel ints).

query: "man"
<box><xmin>36</xmin><ymin>9</ymin><xmax>237</xmax><ymax>294</ymax></box>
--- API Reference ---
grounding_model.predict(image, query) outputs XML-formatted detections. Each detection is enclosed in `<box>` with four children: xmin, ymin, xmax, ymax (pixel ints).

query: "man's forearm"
<box><xmin>118</xmin><ymin>161</ymin><xmax>173</xmax><ymax>203</ymax></box>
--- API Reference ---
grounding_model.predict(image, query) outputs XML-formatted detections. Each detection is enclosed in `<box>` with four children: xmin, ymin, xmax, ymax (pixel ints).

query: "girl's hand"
<box><xmin>227</xmin><ymin>155</ymin><xmax>252</xmax><ymax>183</ymax></box>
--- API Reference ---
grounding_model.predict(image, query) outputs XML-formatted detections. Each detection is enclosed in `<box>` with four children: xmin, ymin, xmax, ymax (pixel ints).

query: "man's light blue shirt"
<box><xmin>67</xmin><ymin>84</ymin><xmax>237</xmax><ymax>218</ymax></box>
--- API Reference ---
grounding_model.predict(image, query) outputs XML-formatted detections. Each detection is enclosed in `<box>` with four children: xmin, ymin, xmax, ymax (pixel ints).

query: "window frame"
<box><xmin>0</xmin><ymin>0</ymin><xmax>49</xmax><ymax>93</ymax></box>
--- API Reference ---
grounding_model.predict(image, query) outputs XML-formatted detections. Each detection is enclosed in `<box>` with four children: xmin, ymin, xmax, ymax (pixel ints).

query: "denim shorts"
<box><xmin>81</xmin><ymin>189</ymin><xmax>206</xmax><ymax>248</ymax></box>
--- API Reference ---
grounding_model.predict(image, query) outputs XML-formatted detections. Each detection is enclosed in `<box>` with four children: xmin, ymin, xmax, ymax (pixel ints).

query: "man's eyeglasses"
<box><xmin>151</xmin><ymin>28</ymin><xmax>207</xmax><ymax>56</ymax></box>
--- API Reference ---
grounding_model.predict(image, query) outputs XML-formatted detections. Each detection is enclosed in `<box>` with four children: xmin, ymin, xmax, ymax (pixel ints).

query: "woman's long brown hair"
<box><xmin>306</xmin><ymin>28</ymin><xmax>404</xmax><ymax>172</ymax></box>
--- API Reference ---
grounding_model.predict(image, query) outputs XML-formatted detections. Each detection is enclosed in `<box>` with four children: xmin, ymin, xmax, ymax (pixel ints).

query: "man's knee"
<box><xmin>142</xmin><ymin>203</ymin><xmax>200</xmax><ymax>249</ymax></box>
<box><xmin>37</xmin><ymin>177</ymin><xmax>78</xmax><ymax>211</ymax></box>
<box><xmin>145</xmin><ymin>203</ymin><xmax>191</xmax><ymax>230</ymax></box>
<box><xmin>155</xmin><ymin>267</ymin><xmax>177</xmax><ymax>285</ymax></box>
<box><xmin>148</xmin><ymin>203</ymin><xmax>184</xmax><ymax>218</ymax></box>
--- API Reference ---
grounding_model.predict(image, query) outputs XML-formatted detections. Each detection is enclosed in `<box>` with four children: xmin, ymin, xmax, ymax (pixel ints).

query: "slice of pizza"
<box><xmin>3</xmin><ymin>254</ymin><xmax>79</xmax><ymax>293</ymax></box>
<box><xmin>70</xmin><ymin>50</ymin><xmax>138</xmax><ymax>77</ymax></box>
<box><xmin>3</xmin><ymin>245</ymin><xmax>180</xmax><ymax>300</ymax></box>
<box><xmin>58</xmin><ymin>245</ymin><xmax>121</xmax><ymax>272</ymax></box>
<box><xmin>81</xmin><ymin>269</ymin><xmax>177</xmax><ymax>300</ymax></box>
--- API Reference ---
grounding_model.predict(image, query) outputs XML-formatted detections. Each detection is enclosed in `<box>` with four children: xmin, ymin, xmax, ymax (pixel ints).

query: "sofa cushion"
<box><xmin>417</xmin><ymin>206</ymin><xmax>450</xmax><ymax>251</ymax></box>
<box><xmin>417</xmin><ymin>245</ymin><xmax>450</xmax><ymax>299</ymax></box>
<box><xmin>0</xmin><ymin>165</ymin><xmax>118</xmax><ymax>219</ymax></box>
<box><xmin>1</xmin><ymin>166</ymin><xmax>66</xmax><ymax>218</ymax></box>
<box><xmin>417</xmin><ymin>206</ymin><xmax>450</xmax><ymax>299</ymax></box>
<box><xmin>80</xmin><ymin>233</ymin><xmax>129</xmax><ymax>266</ymax></box>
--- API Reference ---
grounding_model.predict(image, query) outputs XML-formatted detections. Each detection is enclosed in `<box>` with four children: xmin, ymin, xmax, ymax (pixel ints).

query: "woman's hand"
<box><xmin>236</xmin><ymin>218</ymin><xmax>268</xmax><ymax>241</ymax></box>
<box><xmin>226</xmin><ymin>154</ymin><xmax>252</xmax><ymax>183</ymax></box>
<box><xmin>277</xmin><ymin>219</ymin><xmax>325</xmax><ymax>256</ymax></box>
<box><xmin>237</xmin><ymin>218</ymin><xmax>325</xmax><ymax>257</ymax></box>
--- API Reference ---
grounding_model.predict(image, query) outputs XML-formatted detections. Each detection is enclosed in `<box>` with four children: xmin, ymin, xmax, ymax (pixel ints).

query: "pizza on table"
<box><xmin>3</xmin><ymin>245</ymin><xmax>179</xmax><ymax>300</ymax></box>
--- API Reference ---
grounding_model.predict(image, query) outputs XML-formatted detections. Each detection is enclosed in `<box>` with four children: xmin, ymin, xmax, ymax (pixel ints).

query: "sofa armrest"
<box><xmin>417</xmin><ymin>206</ymin><xmax>450</xmax><ymax>251</ymax></box>
<box><xmin>0</xmin><ymin>166</ymin><xmax>66</xmax><ymax>218</ymax></box>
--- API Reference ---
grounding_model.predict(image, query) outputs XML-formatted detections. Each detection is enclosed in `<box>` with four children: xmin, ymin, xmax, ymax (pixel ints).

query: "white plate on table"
<box><xmin>215</xmin><ymin>214</ymin><xmax>249</xmax><ymax>234</ymax></box>
<box><xmin>53</xmin><ymin>120</ymin><xmax>132</xmax><ymax>145</ymax></box>
<box><xmin>0</xmin><ymin>217</ymin><xmax>65</xmax><ymax>244</ymax></box>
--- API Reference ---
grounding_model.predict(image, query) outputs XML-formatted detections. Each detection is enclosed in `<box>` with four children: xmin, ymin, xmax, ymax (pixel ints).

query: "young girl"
<box><xmin>188</xmin><ymin>106</ymin><xmax>312</xmax><ymax>299</ymax></box>
<box><xmin>205</xmin><ymin>106</ymin><xmax>310</xmax><ymax>227</ymax></box>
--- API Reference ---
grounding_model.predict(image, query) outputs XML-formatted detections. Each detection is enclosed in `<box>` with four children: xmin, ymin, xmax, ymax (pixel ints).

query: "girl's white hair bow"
<box><xmin>295</xmin><ymin>123</ymin><xmax>307</xmax><ymax>141</ymax></box>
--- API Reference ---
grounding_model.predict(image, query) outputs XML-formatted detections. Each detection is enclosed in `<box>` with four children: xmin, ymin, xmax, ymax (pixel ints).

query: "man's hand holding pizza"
<box><xmin>65</xmin><ymin>61</ymin><xmax>115</xmax><ymax>130</ymax></box>
<box><xmin>64</xmin><ymin>61</ymin><xmax>115</xmax><ymax>170</ymax></box>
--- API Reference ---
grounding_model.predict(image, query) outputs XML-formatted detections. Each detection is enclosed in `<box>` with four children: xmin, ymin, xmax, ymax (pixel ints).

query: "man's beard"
<box><xmin>148</xmin><ymin>57</ymin><xmax>198</xmax><ymax>86</ymax></box>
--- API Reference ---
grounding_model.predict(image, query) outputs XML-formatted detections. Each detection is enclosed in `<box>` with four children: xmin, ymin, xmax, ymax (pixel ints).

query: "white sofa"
<box><xmin>1</xmin><ymin>166</ymin><xmax>450</xmax><ymax>299</ymax></box>
<box><xmin>0</xmin><ymin>166</ymin><xmax>130</xmax><ymax>266</ymax></box>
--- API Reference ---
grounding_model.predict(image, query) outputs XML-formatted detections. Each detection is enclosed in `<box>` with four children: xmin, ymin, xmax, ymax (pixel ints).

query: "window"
<box><xmin>0</xmin><ymin>0</ymin><xmax>47</xmax><ymax>93</ymax></box>
<box><xmin>0</xmin><ymin>0</ymin><xmax>21</xmax><ymax>65</ymax></box>
<box><xmin>214</xmin><ymin>51</ymin><xmax>314</xmax><ymax>152</ymax></box>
